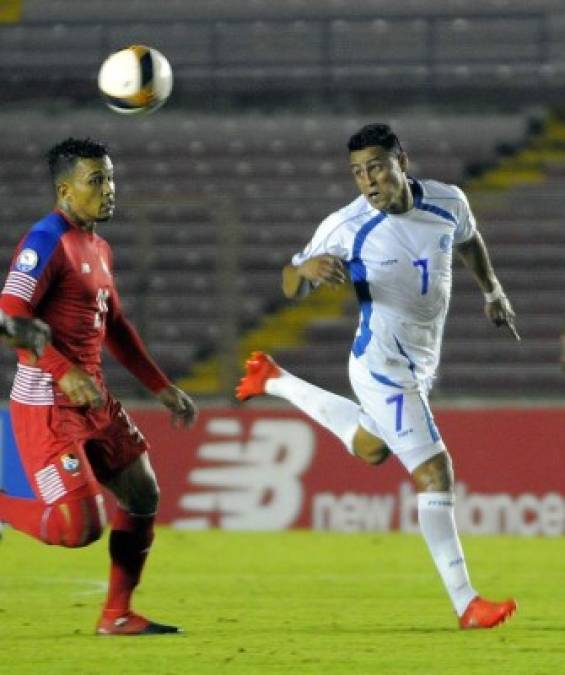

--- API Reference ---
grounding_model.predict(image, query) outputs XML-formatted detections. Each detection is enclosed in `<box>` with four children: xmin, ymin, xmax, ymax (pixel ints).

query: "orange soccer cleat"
<box><xmin>96</xmin><ymin>610</ymin><xmax>183</xmax><ymax>636</ymax></box>
<box><xmin>235</xmin><ymin>351</ymin><xmax>281</xmax><ymax>401</ymax></box>
<box><xmin>459</xmin><ymin>596</ymin><xmax>517</xmax><ymax>630</ymax></box>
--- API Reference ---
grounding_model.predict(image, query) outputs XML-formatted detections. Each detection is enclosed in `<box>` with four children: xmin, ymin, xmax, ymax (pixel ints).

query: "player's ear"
<box><xmin>56</xmin><ymin>180</ymin><xmax>69</xmax><ymax>200</ymax></box>
<box><xmin>398</xmin><ymin>151</ymin><xmax>409</xmax><ymax>173</ymax></box>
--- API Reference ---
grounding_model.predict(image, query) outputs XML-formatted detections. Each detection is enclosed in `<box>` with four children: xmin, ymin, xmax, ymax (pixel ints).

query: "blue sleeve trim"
<box><xmin>417</xmin><ymin>202</ymin><xmax>457</xmax><ymax>226</ymax></box>
<box><xmin>14</xmin><ymin>213</ymin><xmax>68</xmax><ymax>280</ymax></box>
<box><xmin>410</xmin><ymin>177</ymin><xmax>457</xmax><ymax>226</ymax></box>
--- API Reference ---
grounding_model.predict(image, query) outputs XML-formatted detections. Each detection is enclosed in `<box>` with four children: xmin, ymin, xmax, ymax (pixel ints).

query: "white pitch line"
<box><xmin>4</xmin><ymin>576</ymin><xmax>109</xmax><ymax>597</ymax></box>
<box><xmin>72</xmin><ymin>581</ymin><xmax>108</xmax><ymax>597</ymax></box>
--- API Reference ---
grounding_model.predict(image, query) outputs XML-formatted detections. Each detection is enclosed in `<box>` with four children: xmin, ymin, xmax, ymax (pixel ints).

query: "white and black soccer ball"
<box><xmin>97</xmin><ymin>45</ymin><xmax>173</xmax><ymax>115</ymax></box>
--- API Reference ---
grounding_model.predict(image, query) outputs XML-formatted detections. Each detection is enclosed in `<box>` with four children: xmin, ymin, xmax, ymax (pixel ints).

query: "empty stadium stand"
<box><xmin>1</xmin><ymin>108</ymin><xmax>560</xmax><ymax>400</ymax></box>
<box><xmin>2</xmin><ymin>1</ymin><xmax>565</xmax><ymax>105</ymax></box>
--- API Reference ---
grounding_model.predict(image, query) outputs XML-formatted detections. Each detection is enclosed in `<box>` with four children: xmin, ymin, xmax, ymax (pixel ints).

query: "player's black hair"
<box><xmin>347</xmin><ymin>124</ymin><xmax>403</xmax><ymax>155</ymax></box>
<box><xmin>46</xmin><ymin>137</ymin><xmax>109</xmax><ymax>182</ymax></box>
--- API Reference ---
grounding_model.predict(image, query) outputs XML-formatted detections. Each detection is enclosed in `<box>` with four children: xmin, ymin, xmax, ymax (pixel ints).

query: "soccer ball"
<box><xmin>97</xmin><ymin>45</ymin><xmax>173</xmax><ymax>115</ymax></box>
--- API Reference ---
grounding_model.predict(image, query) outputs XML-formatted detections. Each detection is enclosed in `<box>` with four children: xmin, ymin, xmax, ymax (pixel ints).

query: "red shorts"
<box><xmin>10</xmin><ymin>396</ymin><xmax>149</xmax><ymax>504</ymax></box>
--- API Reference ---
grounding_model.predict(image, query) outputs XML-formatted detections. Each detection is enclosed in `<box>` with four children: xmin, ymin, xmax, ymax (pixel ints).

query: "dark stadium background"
<box><xmin>0</xmin><ymin>0</ymin><xmax>564</xmax><ymax>533</ymax></box>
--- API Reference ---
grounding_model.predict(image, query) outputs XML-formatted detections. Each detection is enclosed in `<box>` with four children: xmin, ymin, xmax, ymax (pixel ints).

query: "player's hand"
<box><xmin>299</xmin><ymin>255</ymin><xmax>347</xmax><ymax>288</ymax></box>
<box><xmin>57</xmin><ymin>366</ymin><xmax>104</xmax><ymax>408</ymax></box>
<box><xmin>3</xmin><ymin>316</ymin><xmax>52</xmax><ymax>358</ymax></box>
<box><xmin>157</xmin><ymin>384</ymin><xmax>198</xmax><ymax>428</ymax></box>
<box><xmin>485</xmin><ymin>295</ymin><xmax>520</xmax><ymax>341</ymax></box>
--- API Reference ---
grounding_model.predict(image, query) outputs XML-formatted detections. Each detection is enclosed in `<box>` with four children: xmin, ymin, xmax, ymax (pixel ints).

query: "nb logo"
<box><xmin>174</xmin><ymin>418</ymin><xmax>314</xmax><ymax>530</ymax></box>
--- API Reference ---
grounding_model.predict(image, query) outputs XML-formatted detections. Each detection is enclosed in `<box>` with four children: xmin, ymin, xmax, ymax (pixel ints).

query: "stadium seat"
<box><xmin>0</xmin><ymin>108</ymin><xmax>556</xmax><ymax>399</ymax></box>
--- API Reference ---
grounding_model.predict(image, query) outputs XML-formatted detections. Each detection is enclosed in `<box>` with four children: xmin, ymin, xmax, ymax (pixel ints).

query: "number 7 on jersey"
<box><xmin>413</xmin><ymin>258</ymin><xmax>429</xmax><ymax>295</ymax></box>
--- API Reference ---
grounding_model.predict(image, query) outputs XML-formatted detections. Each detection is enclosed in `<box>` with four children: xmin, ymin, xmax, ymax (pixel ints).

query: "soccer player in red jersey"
<box><xmin>0</xmin><ymin>138</ymin><xmax>198</xmax><ymax>635</ymax></box>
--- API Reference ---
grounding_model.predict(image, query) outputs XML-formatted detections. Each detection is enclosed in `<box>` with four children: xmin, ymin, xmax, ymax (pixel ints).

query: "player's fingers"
<box><xmin>180</xmin><ymin>403</ymin><xmax>198</xmax><ymax>427</ymax></box>
<box><xmin>490</xmin><ymin>304</ymin><xmax>513</xmax><ymax>324</ymax></box>
<box><xmin>497</xmin><ymin>308</ymin><xmax>516</xmax><ymax>327</ymax></box>
<box><xmin>84</xmin><ymin>382</ymin><xmax>104</xmax><ymax>408</ymax></box>
<box><xmin>172</xmin><ymin>410</ymin><xmax>194</xmax><ymax>428</ymax></box>
<box><xmin>322</xmin><ymin>273</ymin><xmax>345</xmax><ymax>286</ymax></box>
<box><xmin>328</xmin><ymin>262</ymin><xmax>347</xmax><ymax>282</ymax></box>
<box><xmin>168</xmin><ymin>396</ymin><xmax>198</xmax><ymax>428</ymax></box>
<box><xmin>333</xmin><ymin>270</ymin><xmax>347</xmax><ymax>283</ymax></box>
<box><xmin>89</xmin><ymin>395</ymin><xmax>104</xmax><ymax>409</ymax></box>
<box><xmin>505</xmin><ymin>318</ymin><xmax>521</xmax><ymax>341</ymax></box>
<box><xmin>31</xmin><ymin>334</ymin><xmax>49</xmax><ymax>358</ymax></box>
<box><xmin>492</xmin><ymin>310</ymin><xmax>520</xmax><ymax>341</ymax></box>
<box><xmin>318</xmin><ymin>257</ymin><xmax>344</xmax><ymax>273</ymax></box>
<box><xmin>319</xmin><ymin>263</ymin><xmax>346</xmax><ymax>284</ymax></box>
<box><xmin>329</xmin><ymin>257</ymin><xmax>345</xmax><ymax>271</ymax></box>
<box><xmin>68</xmin><ymin>388</ymin><xmax>88</xmax><ymax>406</ymax></box>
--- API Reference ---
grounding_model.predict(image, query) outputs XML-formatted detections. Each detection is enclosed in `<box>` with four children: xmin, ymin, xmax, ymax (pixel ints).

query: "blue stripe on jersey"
<box><xmin>348</xmin><ymin>212</ymin><xmax>388</xmax><ymax>358</ymax></box>
<box><xmin>393</xmin><ymin>336</ymin><xmax>417</xmax><ymax>377</ymax></box>
<box><xmin>418</xmin><ymin>392</ymin><xmax>441</xmax><ymax>443</ymax></box>
<box><xmin>410</xmin><ymin>177</ymin><xmax>457</xmax><ymax>227</ymax></box>
<box><xmin>417</xmin><ymin>202</ymin><xmax>457</xmax><ymax>226</ymax></box>
<box><xmin>371</xmin><ymin>371</ymin><xmax>403</xmax><ymax>389</ymax></box>
<box><xmin>14</xmin><ymin>212</ymin><xmax>69</xmax><ymax>280</ymax></box>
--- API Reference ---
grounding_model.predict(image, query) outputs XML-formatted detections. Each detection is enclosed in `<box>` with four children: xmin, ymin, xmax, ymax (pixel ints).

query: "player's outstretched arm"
<box><xmin>156</xmin><ymin>384</ymin><xmax>198</xmax><ymax>428</ymax></box>
<box><xmin>0</xmin><ymin>310</ymin><xmax>52</xmax><ymax>357</ymax></box>
<box><xmin>455</xmin><ymin>231</ymin><xmax>520</xmax><ymax>341</ymax></box>
<box><xmin>282</xmin><ymin>255</ymin><xmax>346</xmax><ymax>299</ymax></box>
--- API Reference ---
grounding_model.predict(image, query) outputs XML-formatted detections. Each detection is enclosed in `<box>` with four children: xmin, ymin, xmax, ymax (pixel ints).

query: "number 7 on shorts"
<box><xmin>386</xmin><ymin>393</ymin><xmax>404</xmax><ymax>432</ymax></box>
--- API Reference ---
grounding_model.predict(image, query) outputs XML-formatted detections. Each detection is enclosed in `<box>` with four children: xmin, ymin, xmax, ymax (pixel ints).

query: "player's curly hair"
<box><xmin>46</xmin><ymin>137</ymin><xmax>109</xmax><ymax>182</ymax></box>
<box><xmin>347</xmin><ymin>124</ymin><xmax>403</xmax><ymax>155</ymax></box>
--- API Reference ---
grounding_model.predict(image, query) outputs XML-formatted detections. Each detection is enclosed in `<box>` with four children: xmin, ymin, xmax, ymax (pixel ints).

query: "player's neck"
<box><xmin>56</xmin><ymin>204</ymin><xmax>97</xmax><ymax>233</ymax></box>
<box><xmin>387</xmin><ymin>183</ymin><xmax>414</xmax><ymax>215</ymax></box>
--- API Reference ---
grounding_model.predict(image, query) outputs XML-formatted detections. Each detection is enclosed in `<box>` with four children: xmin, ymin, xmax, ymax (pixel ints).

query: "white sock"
<box><xmin>417</xmin><ymin>492</ymin><xmax>477</xmax><ymax>616</ymax></box>
<box><xmin>266</xmin><ymin>369</ymin><xmax>359</xmax><ymax>453</ymax></box>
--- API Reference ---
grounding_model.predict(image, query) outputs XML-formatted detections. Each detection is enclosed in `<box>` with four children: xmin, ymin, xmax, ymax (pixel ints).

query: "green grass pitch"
<box><xmin>1</xmin><ymin>528</ymin><xmax>564</xmax><ymax>674</ymax></box>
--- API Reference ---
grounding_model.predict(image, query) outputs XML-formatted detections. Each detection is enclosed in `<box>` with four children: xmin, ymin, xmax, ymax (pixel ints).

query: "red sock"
<box><xmin>103</xmin><ymin>507</ymin><xmax>155</xmax><ymax>616</ymax></box>
<box><xmin>0</xmin><ymin>492</ymin><xmax>48</xmax><ymax>541</ymax></box>
<box><xmin>0</xmin><ymin>489</ymin><xmax>105</xmax><ymax>546</ymax></box>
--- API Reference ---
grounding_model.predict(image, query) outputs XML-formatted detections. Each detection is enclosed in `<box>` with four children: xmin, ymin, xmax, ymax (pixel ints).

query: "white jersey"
<box><xmin>292</xmin><ymin>178</ymin><xmax>476</xmax><ymax>388</ymax></box>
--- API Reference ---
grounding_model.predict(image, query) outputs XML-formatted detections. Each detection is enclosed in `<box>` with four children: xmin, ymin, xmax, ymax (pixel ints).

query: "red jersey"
<box><xmin>0</xmin><ymin>209</ymin><xmax>170</xmax><ymax>405</ymax></box>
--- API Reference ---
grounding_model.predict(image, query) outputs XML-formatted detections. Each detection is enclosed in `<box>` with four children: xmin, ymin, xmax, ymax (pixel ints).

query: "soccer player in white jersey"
<box><xmin>237</xmin><ymin>123</ymin><xmax>518</xmax><ymax>629</ymax></box>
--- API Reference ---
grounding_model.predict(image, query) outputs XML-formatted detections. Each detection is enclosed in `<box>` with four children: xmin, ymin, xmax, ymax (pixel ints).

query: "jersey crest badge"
<box><xmin>61</xmin><ymin>453</ymin><xmax>80</xmax><ymax>473</ymax></box>
<box><xmin>81</xmin><ymin>262</ymin><xmax>91</xmax><ymax>274</ymax></box>
<box><xmin>15</xmin><ymin>248</ymin><xmax>39</xmax><ymax>273</ymax></box>
<box><xmin>439</xmin><ymin>234</ymin><xmax>452</xmax><ymax>252</ymax></box>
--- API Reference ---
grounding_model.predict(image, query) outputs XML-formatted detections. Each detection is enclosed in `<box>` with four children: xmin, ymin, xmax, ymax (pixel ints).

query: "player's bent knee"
<box><xmin>124</xmin><ymin>481</ymin><xmax>160</xmax><ymax>516</ymax></box>
<box><xmin>356</xmin><ymin>445</ymin><xmax>391</xmax><ymax>465</ymax></box>
<box><xmin>411</xmin><ymin>451</ymin><xmax>454</xmax><ymax>492</ymax></box>
<box><xmin>352</xmin><ymin>430</ymin><xmax>391</xmax><ymax>466</ymax></box>
<box><xmin>46</xmin><ymin>494</ymin><xmax>106</xmax><ymax>548</ymax></box>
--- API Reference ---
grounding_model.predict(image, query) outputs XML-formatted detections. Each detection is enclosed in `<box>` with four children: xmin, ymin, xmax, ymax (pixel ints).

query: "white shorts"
<box><xmin>348</xmin><ymin>352</ymin><xmax>445</xmax><ymax>473</ymax></box>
